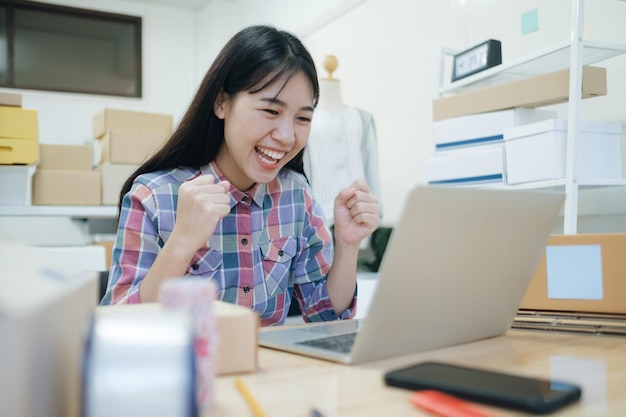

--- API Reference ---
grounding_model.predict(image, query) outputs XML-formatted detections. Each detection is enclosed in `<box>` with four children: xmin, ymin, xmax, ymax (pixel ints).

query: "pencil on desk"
<box><xmin>235</xmin><ymin>377</ymin><xmax>268</xmax><ymax>417</ymax></box>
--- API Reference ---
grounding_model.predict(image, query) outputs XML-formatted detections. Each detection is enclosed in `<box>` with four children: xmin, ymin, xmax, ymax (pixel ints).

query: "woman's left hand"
<box><xmin>332</xmin><ymin>179</ymin><xmax>380</xmax><ymax>248</ymax></box>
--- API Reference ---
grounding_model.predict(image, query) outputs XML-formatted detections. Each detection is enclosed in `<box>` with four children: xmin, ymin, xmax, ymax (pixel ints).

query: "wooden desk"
<box><xmin>207</xmin><ymin>330</ymin><xmax>626</xmax><ymax>417</ymax></box>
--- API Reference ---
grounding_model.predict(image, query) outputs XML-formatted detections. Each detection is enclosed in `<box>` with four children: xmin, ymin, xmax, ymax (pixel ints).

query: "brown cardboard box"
<box><xmin>33</xmin><ymin>169</ymin><xmax>101</xmax><ymax>205</ymax></box>
<box><xmin>432</xmin><ymin>66</ymin><xmax>607</xmax><ymax>121</ymax></box>
<box><xmin>93</xmin><ymin>241</ymin><xmax>115</xmax><ymax>270</ymax></box>
<box><xmin>520</xmin><ymin>233</ymin><xmax>626</xmax><ymax>314</ymax></box>
<box><xmin>38</xmin><ymin>144</ymin><xmax>93</xmax><ymax>171</ymax></box>
<box><xmin>101</xmin><ymin>130</ymin><xmax>167</xmax><ymax>164</ymax></box>
<box><xmin>92</xmin><ymin>108</ymin><xmax>173</xmax><ymax>139</ymax></box>
<box><xmin>0</xmin><ymin>92</ymin><xmax>22</xmax><ymax>107</ymax></box>
<box><xmin>212</xmin><ymin>301</ymin><xmax>258</xmax><ymax>375</ymax></box>
<box><xmin>99</xmin><ymin>162</ymin><xmax>138</xmax><ymax>205</ymax></box>
<box><xmin>95</xmin><ymin>301</ymin><xmax>258</xmax><ymax>375</ymax></box>
<box><xmin>0</xmin><ymin>106</ymin><xmax>38</xmax><ymax>139</ymax></box>
<box><xmin>0</xmin><ymin>239</ymin><xmax>99</xmax><ymax>417</ymax></box>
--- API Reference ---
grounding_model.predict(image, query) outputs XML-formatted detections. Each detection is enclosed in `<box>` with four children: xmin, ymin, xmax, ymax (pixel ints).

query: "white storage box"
<box><xmin>427</xmin><ymin>146</ymin><xmax>505</xmax><ymax>185</ymax></box>
<box><xmin>504</xmin><ymin>119</ymin><xmax>622</xmax><ymax>185</ymax></box>
<box><xmin>0</xmin><ymin>164</ymin><xmax>36</xmax><ymax>205</ymax></box>
<box><xmin>433</xmin><ymin>108</ymin><xmax>556</xmax><ymax>151</ymax></box>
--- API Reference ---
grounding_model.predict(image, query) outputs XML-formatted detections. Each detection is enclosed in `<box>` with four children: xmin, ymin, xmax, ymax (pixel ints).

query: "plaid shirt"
<box><xmin>101</xmin><ymin>161</ymin><xmax>357</xmax><ymax>326</ymax></box>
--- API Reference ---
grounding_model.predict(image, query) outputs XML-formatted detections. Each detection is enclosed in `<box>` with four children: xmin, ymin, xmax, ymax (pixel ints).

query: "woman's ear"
<box><xmin>214</xmin><ymin>91</ymin><xmax>227</xmax><ymax>119</ymax></box>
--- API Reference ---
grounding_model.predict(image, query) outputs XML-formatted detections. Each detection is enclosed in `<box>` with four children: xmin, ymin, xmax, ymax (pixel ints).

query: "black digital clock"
<box><xmin>451</xmin><ymin>39</ymin><xmax>502</xmax><ymax>82</ymax></box>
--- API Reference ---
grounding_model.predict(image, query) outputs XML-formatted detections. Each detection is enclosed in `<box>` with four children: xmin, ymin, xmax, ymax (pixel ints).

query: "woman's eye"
<box><xmin>297</xmin><ymin>116</ymin><xmax>312</xmax><ymax>123</ymax></box>
<box><xmin>263</xmin><ymin>109</ymin><xmax>279</xmax><ymax>115</ymax></box>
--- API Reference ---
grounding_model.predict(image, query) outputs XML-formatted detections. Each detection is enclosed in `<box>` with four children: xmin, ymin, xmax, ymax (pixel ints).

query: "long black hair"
<box><xmin>118</xmin><ymin>25</ymin><xmax>320</xmax><ymax>209</ymax></box>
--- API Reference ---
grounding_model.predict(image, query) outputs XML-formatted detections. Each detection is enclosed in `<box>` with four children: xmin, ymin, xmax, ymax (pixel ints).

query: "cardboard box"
<box><xmin>0</xmin><ymin>164</ymin><xmax>36</xmax><ymax>205</ymax></box>
<box><xmin>38</xmin><ymin>144</ymin><xmax>94</xmax><ymax>171</ymax></box>
<box><xmin>504</xmin><ymin>119</ymin><xmax>622</xmax><ymax>184</ymax></box>
<box><xmin>432</xmin><ymin>108</ymin><xmax>556</xmax><ymax>151</ymax></box>
<box><xmin>0</xmin><ymin>239</ymin><xmax>99</xmax><ymax>417</ymax></box>
<box><xmin>0</xmin><ymin>106</ymin><xmax>38</xmax><ymax>139</ymax></box>
<box><xmin>427</xmin><ymin>145</ymin><xmax>505</xmax><ymax>185</ymax></box>
<box><xmin>432</xmin><ymin>66</ymin><xmax>607</xmax><ymax>121</ymax></box>
<box><xmin>92</xmin><ymin>108</ymin><xmax>173</xmax><ymax>139</ymax></box>
<box><xmin>100</xmin><ymin>130</ymin><xmax>167</xmax><ymax>164</ymax></box>
<box><xmin>93</xmin><ymin>241</ymin><xmax>115</xmax><ymax>270</ymax></box>
<box><xmin>212</xmin><ymin>301</ymin><xmax>258</xmax><ymax>375</ymax></box>
<box><xmin>0</xmin><ymin>137</ymin><xmax>38</xmax><ymax>165</ymax></box>
<box><xmin>95</xmin><ymin>300</ymin><xmax>258</xmax><ymax>375</ymax></box>
<box><xmin>520</xmin><ymin>233</ymin><xmax>626</xmax><ymax>314</ymax></box>
<box><xmin>33</xmin><ymin>169</ymin><xmax>101</xmax><ymax>205</ymax></box>
<box><xmin>0</xmin><ymin>92</ymin><xmax>22</xmax><ymax>107</ymax></box>
<box><xmin>99</xmin><ymin>163</ymin><xmax>138</xmax><ymax>205</ymax></box>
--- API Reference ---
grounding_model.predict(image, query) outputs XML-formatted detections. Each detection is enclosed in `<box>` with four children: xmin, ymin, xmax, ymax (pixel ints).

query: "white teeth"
<box><xmin>256</xmin><ymin>146</ymin><xmax>285</xmax><ymax>160</ymax></box>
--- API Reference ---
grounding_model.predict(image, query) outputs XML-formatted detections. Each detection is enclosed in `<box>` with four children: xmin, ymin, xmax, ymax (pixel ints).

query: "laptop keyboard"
<box><xmin>295</xmin><ymin>332</ymin><xmax>358</xmax><ymax>354</ymax></box>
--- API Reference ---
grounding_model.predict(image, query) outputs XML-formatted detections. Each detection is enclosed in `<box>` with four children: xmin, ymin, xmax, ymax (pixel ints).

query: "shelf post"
<box><xmin>564</xmin><ymin>0</ymin><xmax>585</xmax><ymax>234</ymax></box>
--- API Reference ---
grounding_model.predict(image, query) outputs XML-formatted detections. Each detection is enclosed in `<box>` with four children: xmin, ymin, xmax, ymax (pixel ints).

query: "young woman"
<box><xmin>101</xmin><ymin>25</ymin><xmax>380</xmax><ymax>326</ymax></box>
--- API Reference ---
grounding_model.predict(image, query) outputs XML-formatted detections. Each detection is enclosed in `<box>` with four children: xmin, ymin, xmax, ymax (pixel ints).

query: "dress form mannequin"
<box><xmin>305</xmin><ymin>55</ymin><xmax>381</xmax><ymax>230</ymax></box>
<box><xmin>317</xmin><ymin>55</ymin><xmax>346</xmax><ymax>112</ymax></box>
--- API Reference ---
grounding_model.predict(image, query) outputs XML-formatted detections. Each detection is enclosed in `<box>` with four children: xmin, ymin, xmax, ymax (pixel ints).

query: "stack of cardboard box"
<box><xmin>0</xmin><ymin>92</ymin><xmax>38</xmax><ymax>205</ymax></box>
<box><xmin>427</xmin><ymin>66</ymin><xmax>609</xmax><ymax>186</ymax></box>
<box><xmin>92</xmin><ymin>108</ymin><xmax>173</xmax><ymax>206</ymax></box>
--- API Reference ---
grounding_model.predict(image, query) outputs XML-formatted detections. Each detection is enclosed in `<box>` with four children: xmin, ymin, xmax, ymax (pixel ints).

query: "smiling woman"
<box><xmin>100</xmin><ymin>25</ymin><xmax>381</xmax><ymax>327</ymax></box>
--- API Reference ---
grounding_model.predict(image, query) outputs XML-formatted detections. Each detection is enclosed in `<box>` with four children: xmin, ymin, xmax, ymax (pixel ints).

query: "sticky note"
<box><xmin>545</xmin><ymin>245</ymin><xmax>603</xmax><ymax>300</ymax></box>
<box><xmin>521</xmin><ymin>9</ymin><xmax>539</xmax><ymax>35</ymax></box>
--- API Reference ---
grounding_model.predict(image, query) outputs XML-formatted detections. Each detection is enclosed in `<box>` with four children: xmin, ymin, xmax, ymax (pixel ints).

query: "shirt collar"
<box><xmin>200</xmin><ymin>161</ymin><xmax>267</xmax><ymax>208</ymax></box>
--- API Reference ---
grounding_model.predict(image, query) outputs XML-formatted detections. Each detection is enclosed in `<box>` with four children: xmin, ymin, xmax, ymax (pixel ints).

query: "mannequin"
<box><xmin>304</xmin><ymin>55</ymin><xmax>381</xmax><ymax>230</ymax></box>
<box><xmin>316</xmin><ymin>55</ymin><xmax>345</xmax><ymax>112</ymax></box>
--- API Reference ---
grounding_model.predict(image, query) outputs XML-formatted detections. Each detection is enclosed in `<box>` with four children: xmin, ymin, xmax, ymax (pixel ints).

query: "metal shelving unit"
<box><xmin>435</xmin><ymin>0</ymin><xmax>626</xmax><ymax>234</ymax></box>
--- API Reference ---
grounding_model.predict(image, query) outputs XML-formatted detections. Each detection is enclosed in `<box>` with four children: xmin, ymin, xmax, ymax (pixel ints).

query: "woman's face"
<box><xmin>214</xmin><ymin>71</ymin><xmax>315</xmax><ymax>191</ymax></box>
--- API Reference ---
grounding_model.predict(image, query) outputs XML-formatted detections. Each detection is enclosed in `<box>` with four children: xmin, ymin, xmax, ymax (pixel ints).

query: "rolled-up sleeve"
<box><xmin>100</xmin><ymin>183</ymin><xmax>160</xmax><ymax>305</ymax></box>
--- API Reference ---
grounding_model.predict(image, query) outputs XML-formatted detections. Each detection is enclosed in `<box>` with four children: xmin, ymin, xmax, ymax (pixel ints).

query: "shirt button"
<box><xmin>278</xmin><ymin>250</ymin><xmax>284</xmax><ymax>256</ymax></box>
<box><xmin>243</xmin><ymin>286</ymin><xmax>251</xmax><ymax>294</ymax></box>
<box><xmin>241</xmin><ymin>238</ymin><xmax>248</xmax><ymax>245</ymax></box>
<box><xmin>191</xmin><ymin>263</ymin><xmax>199</xmax><ymax>271</ymax></box>
<box><xmin>242</xmin><ymin>196</ymin><xmax>248</xmax><ymax>202</ymax></box>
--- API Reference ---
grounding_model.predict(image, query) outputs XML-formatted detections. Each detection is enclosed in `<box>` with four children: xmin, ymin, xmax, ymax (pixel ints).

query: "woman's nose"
<box><xmin>272</xmin><ymin>117</ymin><xmax>295</xmax><ymax>144</ymax></box>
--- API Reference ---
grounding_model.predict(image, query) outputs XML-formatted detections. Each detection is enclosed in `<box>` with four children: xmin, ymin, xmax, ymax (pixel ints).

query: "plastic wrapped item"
<box><xmin>159</xmin><ymin>278</ymin><xmax>219</xmax><ymax>412</ymax></box>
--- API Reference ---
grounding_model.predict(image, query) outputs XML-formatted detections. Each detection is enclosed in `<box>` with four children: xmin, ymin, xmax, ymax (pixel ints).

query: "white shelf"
<box><xmin>0</xmin><ymin>205</ymin><xmax>118</xmax><ymax>218</ymax></box>
<box><xmin>439</xmin><ymin>40</ymin><xmax>626</xmax><ymax>96</ymax></box>
<box><xmin>433</xmin><ymin>178</ymin><xmax>626</xmax><ymax>192</ymax></box>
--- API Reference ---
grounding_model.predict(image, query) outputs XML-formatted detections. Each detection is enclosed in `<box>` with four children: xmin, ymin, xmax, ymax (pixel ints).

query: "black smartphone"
<box><xmin>384</xmin><ymin>361</ymin><xmax>582</xmax><ymax>414</ymax></box>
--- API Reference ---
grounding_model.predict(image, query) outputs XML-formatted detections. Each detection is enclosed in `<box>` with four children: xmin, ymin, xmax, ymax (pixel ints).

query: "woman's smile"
<box><xmin>255</xmin><ymin>145</ymin><xmax>286</xmax><ymax>166</ymax></box>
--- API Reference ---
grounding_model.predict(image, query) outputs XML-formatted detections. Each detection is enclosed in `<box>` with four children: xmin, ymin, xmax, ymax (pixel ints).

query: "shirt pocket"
<box><xmin>259</xmin><ymin>237</ymin><xmax>297</xmax><ymax>297</ymax></box>
<box><xmin>187</xmin><ymin>247</ymin><xmax>223</xmax><ymax>276</ymax></box>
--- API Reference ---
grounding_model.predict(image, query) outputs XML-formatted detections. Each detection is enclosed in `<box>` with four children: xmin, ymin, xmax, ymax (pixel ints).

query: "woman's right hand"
<box><xmin>170</xmin><ymin>174</ymin><xmax>231</xmax><ymax>255</ymax></box>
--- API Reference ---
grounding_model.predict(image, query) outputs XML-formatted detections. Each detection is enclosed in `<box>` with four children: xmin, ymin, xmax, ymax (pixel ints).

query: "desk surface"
<box><xmin>207</xmin><ymin>330</ymin><xmax>626</xmax><ymax>417</ymax></box>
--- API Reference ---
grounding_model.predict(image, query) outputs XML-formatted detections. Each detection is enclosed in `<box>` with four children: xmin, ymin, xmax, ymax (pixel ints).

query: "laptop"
<box><xmin>258</xmin><ymin>186</ymin><xmax>565</xmax><ymax>364</ymax></box>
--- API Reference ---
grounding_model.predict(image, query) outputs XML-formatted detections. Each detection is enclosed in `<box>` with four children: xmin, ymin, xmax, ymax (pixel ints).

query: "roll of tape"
<box><xmin>82</xmin><ymin>308</ymin><xmax>197</xmax><ymax>417</ymax></box>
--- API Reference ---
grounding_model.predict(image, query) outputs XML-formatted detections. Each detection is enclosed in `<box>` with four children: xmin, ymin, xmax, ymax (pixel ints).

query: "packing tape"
<box><xmin>82</xmin><ymin>308</ymin><xmax>198</xmax><ymax>417</ymax></box>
